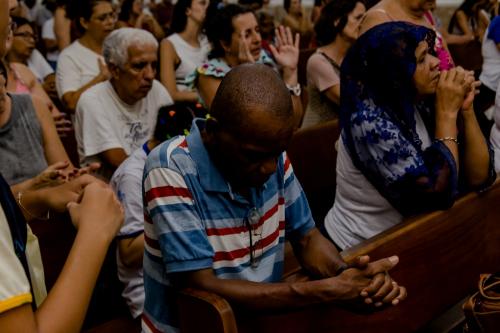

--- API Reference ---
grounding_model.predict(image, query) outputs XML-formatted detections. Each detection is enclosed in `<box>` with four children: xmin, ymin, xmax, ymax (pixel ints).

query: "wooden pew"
<box><xmin>287</xmin><ymin>119</ymin><xmax>340</xmax><ymax>225</ymax></box>
<box><xmin>177</xmin><ymin>180</ymin><xmax>500</xmax><ymax>333</ymax></box>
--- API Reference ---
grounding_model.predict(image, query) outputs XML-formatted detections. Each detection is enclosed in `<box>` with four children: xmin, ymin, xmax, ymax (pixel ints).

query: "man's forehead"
<box><xmin>127</xmin><ymin>43</ymin><xmax>157</xmax><ymax>60</ymax></box>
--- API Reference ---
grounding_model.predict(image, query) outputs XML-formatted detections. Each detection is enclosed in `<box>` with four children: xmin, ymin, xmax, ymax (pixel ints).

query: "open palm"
<box><xmin>269</xmin><ymin>26</ymin><xmax>299</xmax><ymax>70</ymax></box>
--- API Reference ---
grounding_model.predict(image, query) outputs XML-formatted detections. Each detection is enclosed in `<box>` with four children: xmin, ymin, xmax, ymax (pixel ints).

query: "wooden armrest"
<box><xmin>177</xmin><ymin>288</ymin><xmax>238</xmax><ymax>333</ymax></box>
<box><xmin>83</xmin><ymin>317</ymin><xmax>140</xmax><ymax>333</ymax></box>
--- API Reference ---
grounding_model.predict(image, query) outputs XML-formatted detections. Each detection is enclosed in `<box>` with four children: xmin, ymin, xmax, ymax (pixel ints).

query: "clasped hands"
<box><xmin>32</xmin><ymin>161</ymin><xmax>101</xmax><ymax>190</ymax></box>
<box><xmin>436</xmin><ymin>66</ymin><xmax>480</xmax><ymax>116</ymax></box>
<box><xmin>330</xmin><ymin>255</ymin><xmax>407</xmax><ymax>310</ymax></box>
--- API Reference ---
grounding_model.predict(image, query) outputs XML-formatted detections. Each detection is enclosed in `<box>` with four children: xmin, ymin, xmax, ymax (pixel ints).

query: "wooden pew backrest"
<box><xmin>287</xmin><ymin>119</ymin><xmax>340</xmax><ymax>225</ymax></box>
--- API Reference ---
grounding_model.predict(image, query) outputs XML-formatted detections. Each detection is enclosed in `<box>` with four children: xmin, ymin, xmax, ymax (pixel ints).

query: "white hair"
<box><xmin>103</xmin><ymin>28</ymin><xmax>158</xmax><ymax>68</ymax></box>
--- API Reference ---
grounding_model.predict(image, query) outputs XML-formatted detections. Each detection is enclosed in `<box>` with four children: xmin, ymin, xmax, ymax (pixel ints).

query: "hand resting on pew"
<box><xmin>172</xmin><ymin>228</ymin><xmax>406</xmax><ymax>311</ymax></box>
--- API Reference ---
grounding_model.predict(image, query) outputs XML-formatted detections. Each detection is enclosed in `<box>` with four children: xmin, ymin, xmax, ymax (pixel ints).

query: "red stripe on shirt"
<box><xmin>212</xmin><ymin>220</ymin><xmax>285</xmax><ymax>262</ymax></box>
<box><xmin>142</xmin><ymin>314</ymin><xmax>163</xmax><ymax>333</ymax></box>
<box><xmin>145</xmin><ymin>234</ymin><xmax>160</xmax><ymax>250</ymax></box>
<box><xmin>178</xmin><ymin>139</ymin><xmax>188</xmax><ymax>148</ymax></box>
<box><xmin>145</xmin><ymin>186</ymin><xmax>192</xmax><ymax>203</ymax></box>
<box><xmin>206</xmin><ymin>198</ymin><xmax>284</xmax><ymax>236</ymax></box>
<box><xmin>284</xmin><ymin>155</ymin><xmax>291</xmax><ymax>173</ymax></box>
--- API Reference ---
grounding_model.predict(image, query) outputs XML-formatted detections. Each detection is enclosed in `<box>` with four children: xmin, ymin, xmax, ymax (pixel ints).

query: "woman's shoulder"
<box><xmin>11</xmin><ymin>63</ymin><xmax>36</xmax><ymax>85</ymax></box>
<box><xmin>197</xmin><ymin>58</ymin><xmax>232</xmax><ymax>78</ymax></box>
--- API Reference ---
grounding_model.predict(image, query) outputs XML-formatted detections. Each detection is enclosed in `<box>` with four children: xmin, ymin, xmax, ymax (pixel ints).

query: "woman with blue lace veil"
<box><xmin>324</xmin><ymin>22</ymin><xmax>495</xmax><ymax>250</ymax></box>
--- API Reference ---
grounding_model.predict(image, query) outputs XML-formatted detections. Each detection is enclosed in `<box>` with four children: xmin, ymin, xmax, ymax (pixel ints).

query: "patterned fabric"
<box><xmin>141</xmin><ymin>119</ymin><xmax>314</xmax><ymax>332</ymax></box>
<box><xmin>340</xmin><ymin>22</ymin><xmax>495</xmax><ymax>217</ymax></box>
<box><xmin>186</xmin><ymin>50</ymin><xmax>276</xmax><ymax>107</ymax></box>
<box><xmin>423</xmin><ymin>11</ymin><xmax>454</xmax><ymax>71</ymax></box>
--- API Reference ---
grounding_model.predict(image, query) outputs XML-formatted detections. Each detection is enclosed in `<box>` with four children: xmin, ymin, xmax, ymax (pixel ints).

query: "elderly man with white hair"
<box><xmin>75</xmin><ymin>28</ymin><xmax>173</xmax><ymax>180</ymax></box>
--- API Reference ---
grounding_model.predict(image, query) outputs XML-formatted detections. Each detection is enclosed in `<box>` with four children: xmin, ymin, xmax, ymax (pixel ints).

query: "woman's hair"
<box><xmin>448</xmin><ymin>0</ymin><xmax>488</xmax><ymax>33</ymax></box>
<box><xmin>283</xmin><ymin>0</ymin><xmax>297</xmax><ymax>13</ymax></box>
<box><xmin>66</xmin><ymin>0</ymin><xmax>111</xmax><ymax>33</ymax></box>
<box><xmin>11</xmin><ymin>16</ymin><xmax>34</xmax><ymax>32</ymax></box>
<box><xmin>118</xmin><ymin>0</ymin><xmax>137</xmax><ymax>22</ymax></box>
<box><xmin>204</xmin><ymin>4</ymin><xmax>253</xmax><ymax>59</ymax></box>
<box><xmin>153</xmin><ymin>103</ymin><xmax>196</xmax><ymax>142</ymax></box>
<box><xmin>315</xmin><ymin>0</ymin><xmax>363</xmax><ymax>46</ymax></box>
<box><xmin>170</xmin><ymin>0</ymin><xmax>193</xmax><ymax>33</ymax></box>
<box><xmin>103</xmin><ymin>27</ymin><xmax>158</xmax><ymax>68</ymax></box>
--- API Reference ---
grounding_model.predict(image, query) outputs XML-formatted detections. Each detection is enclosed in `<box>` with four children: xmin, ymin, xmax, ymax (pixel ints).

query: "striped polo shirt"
<box><xmin>141</xmin><ymin>119</ymin><xmax>315</xmax><ymax>333</ymax></box>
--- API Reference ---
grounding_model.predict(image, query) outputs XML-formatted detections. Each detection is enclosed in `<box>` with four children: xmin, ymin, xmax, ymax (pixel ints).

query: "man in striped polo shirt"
<box><xmin>142</xmin><ymin>64</ymin><xmax>406</xmax><ymax>332</ymax></box>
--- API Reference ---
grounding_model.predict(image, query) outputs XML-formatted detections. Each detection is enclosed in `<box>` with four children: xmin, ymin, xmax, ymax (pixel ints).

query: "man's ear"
<box><xmin>220</xmin><ymin>40</ymin><xmax>231</xmax><ymax>53</ymax></box>
<box><xmin>108</xmin><ymin>63</ymin><xmax>120</xmax><ymax>80</ymax></box>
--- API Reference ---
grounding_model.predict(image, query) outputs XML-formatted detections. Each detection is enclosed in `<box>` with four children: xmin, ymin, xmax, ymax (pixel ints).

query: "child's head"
<box><xmin>153</xmin><ymin>103</ymin><xmax>197</xmax><ymax>142</ymax></box>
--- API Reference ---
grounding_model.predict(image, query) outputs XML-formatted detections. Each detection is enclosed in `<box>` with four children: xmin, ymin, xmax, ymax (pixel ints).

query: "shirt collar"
<box><xmin>186</xmin><ymin>118</ymin><xmax>230</xmax><ymax>193</ymax></box>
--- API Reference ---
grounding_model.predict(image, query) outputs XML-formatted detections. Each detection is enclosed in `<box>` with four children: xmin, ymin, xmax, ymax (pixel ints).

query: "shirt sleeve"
<box><xmin>143</xmin><ymin>167</ymin><xmax>213</xmax><ymax>274</ymax></box>
<box><xmin>155</xmin><ymin>80</ymin><xmax>174</xmax><ymax>107</ymax></box>
<box><xmin>113</xmin><ymin>170</ymin><xmax>145</xmax><ymax>238</ymax></box>
<box><xmin>0</xmin><ymin>206</ymin><xmax>32</xmax><ymax>314</ymax></box>
<box><xmin>282</xmin><ymin>153</ymin><xmax>315</xmax><ymax>242</ymax></box>
<box><xmin>75</xmin><ymin>91</ymin><xmax>123</xmax><ymax>157</ymax></box>
<box><xmin>306</xmin><ymin>54</ymin><xmax>340</xmax><ymax>92</ymax></box>
<box><xmin>56</xmin><ymin>50</ymin><xmax>82</xmax><ymax>99</ymax></box>
<box><xmin>347</xmin><ymin>106</ymin><xmax>459</xmax><ymax>216</ymax></box>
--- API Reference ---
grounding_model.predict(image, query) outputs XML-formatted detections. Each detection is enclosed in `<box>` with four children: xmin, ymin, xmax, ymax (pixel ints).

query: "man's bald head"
<box><xmin>210</xmin><ymin>64</ymin><xmax>293</xmax><ymax>134</ymax></box>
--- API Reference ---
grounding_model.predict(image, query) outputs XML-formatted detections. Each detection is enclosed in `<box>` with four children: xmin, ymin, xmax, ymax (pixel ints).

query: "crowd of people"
<box><xmin>0</xmin><ymin>0</ymin><xmax>498</xmax><ymax>332</ymax></box>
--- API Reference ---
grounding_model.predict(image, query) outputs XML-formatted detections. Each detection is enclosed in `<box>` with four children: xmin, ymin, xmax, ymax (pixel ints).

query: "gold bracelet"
<box><xmin>17</xmin><ymin>191</ymin><xmax>50</xmax><ymax>221</ymax></box>
<box><xmin>435</xmin><ymin>137</ymin><xmax>459</xmax><ymax>145</ymax></box>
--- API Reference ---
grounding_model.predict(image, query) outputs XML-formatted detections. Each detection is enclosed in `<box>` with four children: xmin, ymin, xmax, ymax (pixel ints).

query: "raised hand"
<box><xmin>269</xmin><ymin>25</ymin><xmax>299</xmax><ymax>71</ymax></box>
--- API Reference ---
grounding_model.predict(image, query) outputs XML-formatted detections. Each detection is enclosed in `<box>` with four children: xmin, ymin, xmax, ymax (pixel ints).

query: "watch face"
<box><xmin>287</xmin><ymin>84</ymin><xmax>301</xmax><ymax>96</ymax></box>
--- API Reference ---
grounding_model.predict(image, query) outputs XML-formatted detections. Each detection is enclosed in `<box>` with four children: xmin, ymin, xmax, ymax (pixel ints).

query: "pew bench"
<box><xmin>177</xmin><ymin>180</ymin><xmax>500</xmax><ymax>333</ymax></box>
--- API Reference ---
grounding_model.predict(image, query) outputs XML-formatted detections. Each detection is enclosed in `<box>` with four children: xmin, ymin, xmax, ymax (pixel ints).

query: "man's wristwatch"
<box><xmin>286</xmin><ymin>83</ymin><xmax>301</xmax><ymax>96</ymax></box>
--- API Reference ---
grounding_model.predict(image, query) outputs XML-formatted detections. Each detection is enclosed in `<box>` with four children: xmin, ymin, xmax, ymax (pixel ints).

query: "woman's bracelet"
<box><xmin>17</xmin><ymin>191</ymin><xmax>50</xmax><ymax>221</ymax></box>
<box><xmin>435</xmin><ymin>137</ymin><xmax>459</xmax><ymax>145</ymax></box>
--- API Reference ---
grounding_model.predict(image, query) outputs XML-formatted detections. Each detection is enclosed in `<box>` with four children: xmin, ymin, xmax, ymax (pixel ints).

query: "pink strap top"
<box><xmin>9</xmin><ymin>63</ymin><xmax>31</xmax><ymax>94</ymax></box>
<box><xmin>371</xmin><ymin>8</ymin><xmax>455</xmax><ymax>71</ymax></box>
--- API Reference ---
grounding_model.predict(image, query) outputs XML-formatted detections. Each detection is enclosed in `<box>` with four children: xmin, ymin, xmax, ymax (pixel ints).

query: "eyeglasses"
<box><xmin>245</xmin><ymin>207</ymin><xmax>263</xmax><ymax>268</ymax></box>
<box><xmin>13</xmin><ymin>32</ymin><xmax>37</xmax><ymax>42</ymax></box>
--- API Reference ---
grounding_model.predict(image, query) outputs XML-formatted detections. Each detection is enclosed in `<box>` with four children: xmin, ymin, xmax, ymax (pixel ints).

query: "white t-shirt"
<box><xmin>75</xmin><ymin>80</ymin><xmax>172</xmax><ymax>179</ymax></box>
<box><xmin>166</xmin><ymin>33</ymin><xmax>210</xmax><ymax>91</ymax></box>
<box><xmin>110</xmin><ymin>145</ymin><xmax>148</xmax><ymax>319</ymax></box>
<box><xmin>489</xmin><ymin>81</ymin><xmax>500</xmax><ymax>173</ymax></box>
<box><xmin>479</xmin><ymin>27</ymin><xmax>500</xmax><ymax>92</ymax></box>
<box><xmin>56</xmin><ymin>41</ymin><xmax>103</xmax><ymax>99</ymax></box>
<box><xmin>41</xmin><ymin>18</ymin><xmax>59</xmax><ymax>63</ymax></box>
<box><xmin>0</xmin><ymin>206</ymin><xmax>46</xmax><ymax>313</ymax></box>
<box><xmin>325</xmin><ymin>111</ymin><xmax>432</xmax><ymax>249</ymax></box>
<box><xmin>27</xmin><ymin>49</ymin><xmax>54</xmax><ymax>82</ymax></box>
